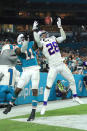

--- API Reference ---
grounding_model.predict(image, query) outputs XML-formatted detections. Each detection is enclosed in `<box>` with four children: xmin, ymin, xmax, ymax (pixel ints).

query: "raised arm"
<box><xmin>32</xmin><ymin>21</ymin><xmax>42</xmax><ymax>48</ymax></box>
<box><xmin>56</xmin><ymin>18</ymin><xmax>66</xmax><ymax>43</ymax></box>
<box><xmin>15</xmin><ymin>33</ymin><xmax>29</xmax><ymax>55</ymax></box>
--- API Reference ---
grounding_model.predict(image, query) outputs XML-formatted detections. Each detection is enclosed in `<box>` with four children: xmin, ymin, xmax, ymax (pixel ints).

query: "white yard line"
<box><xmin>11</xmin><ymin>115</ymin><xmax>87</xmax><ymax>130</ymax></box>
<box><xmin>0</xmin><ymin>97</ymin><xmax>87</xmax><ymax>120</ymax></box>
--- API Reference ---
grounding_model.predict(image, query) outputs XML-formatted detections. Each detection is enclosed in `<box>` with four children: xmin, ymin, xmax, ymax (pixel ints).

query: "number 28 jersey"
<box><xmin>40</xmin><ymin>36</ymin><xmax>63</xmax><ymax>67</ymax></box>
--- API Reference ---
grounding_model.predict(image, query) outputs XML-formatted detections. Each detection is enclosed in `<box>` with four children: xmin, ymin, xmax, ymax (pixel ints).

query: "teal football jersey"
<box><xmin>18</xmin><ymin>41</ymin><xmax>38</xmax><ymax>67</ymax></box>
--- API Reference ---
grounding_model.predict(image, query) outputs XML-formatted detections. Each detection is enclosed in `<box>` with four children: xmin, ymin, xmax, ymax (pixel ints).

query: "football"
<box><xmin>44</xmin><ymin>16</ymin><xmax>53</xmax><ymax>25</ymax></box>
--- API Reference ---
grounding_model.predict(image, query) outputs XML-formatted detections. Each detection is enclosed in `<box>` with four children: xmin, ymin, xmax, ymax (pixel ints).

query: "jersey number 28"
<box><xmin>46</xmin><ymin>41</ymin><xmax>59</xmax><ymax>55</ymax></box>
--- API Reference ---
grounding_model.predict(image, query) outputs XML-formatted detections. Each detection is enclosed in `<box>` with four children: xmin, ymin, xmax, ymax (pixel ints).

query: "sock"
<box><xmin>73</xmin><ymin>94</ymin><xmax>77</xmax><ymax>97</ymax></box>
<box><xmin>32</xmin><ymin>109</ymin><xmax>36</xmax><ymax>114</ymax></box>
<box><xmin>32</xmin><ymin>96</ymin><xmax>38</xmax><ymax>110</ymax></box>
<box><xmin>10</xmin><ymin>93</ymin><xmax>17</xmax><ymax>103</ymax></box>
<box><xmin>70</xmin><ymin>82</ymin><xmax>77</xmax><ymax>95</ymax></box>
<box><xmin>43</xmin><ymin>88</ymin><xmax>50</xmax><ymax>106</ymax></box>
<box><xmin>43</xmin><ymin>101</ymin><xmax>47</xmax><ymax>106</ymax></box>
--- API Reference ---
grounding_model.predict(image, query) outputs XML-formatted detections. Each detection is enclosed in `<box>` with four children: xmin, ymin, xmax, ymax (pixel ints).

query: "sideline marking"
<box><xmin>11</xmin><ymin>115</ymin><xmax>87</xmax><ymax>130</ymax></box>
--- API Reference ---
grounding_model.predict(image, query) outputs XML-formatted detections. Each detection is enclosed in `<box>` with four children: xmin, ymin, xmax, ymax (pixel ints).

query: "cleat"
<box><xmin>73</xmin><ymin>97</ymin><xmax>84</xmax><ymax>104</ymax></box>
<box><xmin>40</xmin><ymin>106</ymin><xmax>46</xmax><ymax>115</ymax></box>
<box><xmin>27</xmin><ymin>109</ymin><xmax>35</xmax><ymax>121</ymax></box>
<box><xmin>3</xmin><ymin>104</ymin><xmax>12</xmax><ymax>114</ymax></box>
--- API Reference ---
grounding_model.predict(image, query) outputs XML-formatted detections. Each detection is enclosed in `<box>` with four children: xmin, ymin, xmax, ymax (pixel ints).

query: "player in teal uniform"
<box><xmin>4</xmin><ymin>33</ymin><xmax>40</xmax><ymax>121</ymax></box>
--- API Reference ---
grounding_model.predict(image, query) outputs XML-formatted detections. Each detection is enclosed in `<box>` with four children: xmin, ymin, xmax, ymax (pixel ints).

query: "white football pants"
<box><xmin>47</xmin><ymin>63</ymin><xmax>77</xmax><ymax>95</ymax></box>
<box><xmin>17</xmin><ymin>66</ymin><xmax>40</xmax><ymax>90</ymax></box>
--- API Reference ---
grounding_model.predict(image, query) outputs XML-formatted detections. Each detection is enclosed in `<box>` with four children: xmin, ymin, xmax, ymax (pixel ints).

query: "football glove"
<box><xmin>32</xmin><ymin>21</ymin><xmax>38</xmax><ymax>31</ymax></box>
<box><xmin>57</xmin><ymin>17</ymin><xmax>62</xmax><ymax>29</ymax></box>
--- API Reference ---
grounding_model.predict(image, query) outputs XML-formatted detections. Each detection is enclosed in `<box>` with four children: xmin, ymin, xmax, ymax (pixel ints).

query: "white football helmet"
<box><xmin>38</xmin><ymin>30</ymin><xmax>49</xmax><ymax>40</ymax></box>
<box><xmin>17</xmin><ymin>34</ymin><xmax>24</xmax><ymax>45</ymax></box>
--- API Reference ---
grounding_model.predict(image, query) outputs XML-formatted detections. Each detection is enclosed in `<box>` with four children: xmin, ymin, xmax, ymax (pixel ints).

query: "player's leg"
<box><xmin>3</xmin><ymin>70</ymin><xmax>31</xmax><ymax>114</ymax></box>
<box><xmin>3</xmin><ymin>93</ymin><xmax>15</xmax><ymax>114</ymax></box>
<box><xmin>27</xmin><ymin>69</ymin><xmax>40</xmax><ymax>121</ymax></box>
<box><xmin>3</xmin><ymin>86</ymin><xmax>15</xmax><ymax>114</ymax></box>
<box><xmin>41</xmin><ymin>67</ymin><xmax>57</xmax><ymax>115</ymax></box>
<box><xmin>61</xmin><ymin>63</ymin><xmax>84</xmax><ymax>104</ymax></box>
<box><xmin>0</xmin><ymin>86</ymin><xmax>6</xmax><ymax>104</ymax></box>
<box><xmin>14</xmin><ymin>69</ymin><xmax>30</xmax><ymax>98</ymax></box>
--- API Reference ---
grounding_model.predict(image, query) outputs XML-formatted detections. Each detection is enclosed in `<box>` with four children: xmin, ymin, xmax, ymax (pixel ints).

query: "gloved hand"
<box><xmin>57</xmin><ymin>17</ymin><xmax>62</xmax><ymax>28</ymax></box>
<box><xmin>32</xmin><ymin>21</ymin><xmax>38</xmax><ymax>31</ymax></box>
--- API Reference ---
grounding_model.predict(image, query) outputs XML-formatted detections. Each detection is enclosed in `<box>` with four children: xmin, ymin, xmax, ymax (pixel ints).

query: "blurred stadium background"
<box><xmin>0</xmin><ymin>0</ymin><xmax>87</xmax><ymax>55</ymax></box>
<box><xmin>0</xmin><ymin>0</ymin><xmax>87</xmax><ymax>69</ymax></box>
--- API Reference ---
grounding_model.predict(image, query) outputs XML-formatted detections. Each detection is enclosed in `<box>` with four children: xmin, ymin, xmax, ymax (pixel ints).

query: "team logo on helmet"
<box><xmin>17</xmin><ymin>34</ymin><xmax>24</xmax><ymax>45</ymax></box>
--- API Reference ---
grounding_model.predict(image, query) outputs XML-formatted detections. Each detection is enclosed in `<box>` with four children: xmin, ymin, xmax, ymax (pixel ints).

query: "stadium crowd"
<box><xmin>0</xmin><ymin>23</ymin><xmax>87</xmax><ymax>77</ymax></box>
<box><xmin>0</xmin><ymin>33</ymin><xmax>87</xmax><ymax>75</ymax></box>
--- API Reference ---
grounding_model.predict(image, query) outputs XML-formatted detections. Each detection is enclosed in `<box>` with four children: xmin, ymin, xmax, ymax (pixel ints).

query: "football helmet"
<box><xmin>38</xmin><ymin>30</ymin><xmax>49</xmax><ymax>40</ymax></box>
<box><xmin>17</xmin><ymin>34</ymin><xmax>24</xmax><ymax>45</ymax></box>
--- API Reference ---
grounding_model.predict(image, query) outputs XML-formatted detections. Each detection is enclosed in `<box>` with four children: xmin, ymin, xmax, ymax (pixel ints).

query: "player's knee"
<box><xmin>69</xmin><ymin>79</ymin><xmax>75</xmax><ymax>86</ymax></box>
<box><xmin>15</xmin><ymin>88</ymin><xmax>22</xmax><ymax>97</ymax></box>
<box><xmin>32</xmin><ymin>89</ymin><xmax>38</xmax><ymax>96</ymax></box>
<box><xmin>46</xmin><ymin>86</ymin><xmax>51</xmax><ymax>89</ymax></box>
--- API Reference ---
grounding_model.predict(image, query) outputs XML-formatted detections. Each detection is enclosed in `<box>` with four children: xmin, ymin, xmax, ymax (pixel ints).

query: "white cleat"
<box><xmin>40</xmin><ymin>106</ymin><xmax>46</xmax><ymax>115</ymax></box>
<box><xmin>73</xmin><ymin>97</ymin><xmax>84</xmax><ymax>104</ymax></box>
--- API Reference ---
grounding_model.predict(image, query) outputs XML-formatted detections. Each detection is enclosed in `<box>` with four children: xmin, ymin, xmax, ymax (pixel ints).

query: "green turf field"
<box><xmin>0</xmin><ymin>104</ymin><xmax>87</xmax><ymax>131</ymax></box>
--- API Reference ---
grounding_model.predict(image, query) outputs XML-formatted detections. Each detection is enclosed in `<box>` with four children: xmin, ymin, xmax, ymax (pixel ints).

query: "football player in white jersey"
<box><xmin>0</xmin><ymin>49</ymin><xmax>19</xmax><ymax>113</ymax></box>
<box><xmin>0</xmin><ymin>50</ymin><xmax>18</xmax><ymax>86</ymax></box>
<box><xmin>1</xmin><ymin>43</ymin><xmax>12</xmax><ymax>55</ymax></box>
<box><xmin>32</xmin><ymin>18</ymin><xmax>84</xmax><ymax>115</ymax></box>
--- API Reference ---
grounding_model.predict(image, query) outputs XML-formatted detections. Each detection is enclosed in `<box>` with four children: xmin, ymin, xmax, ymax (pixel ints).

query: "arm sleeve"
<box><xmin>33</xmin><ymin>32</ymin><xmax>42</xmax><ymax>48</ymax></box>
<box><xmin>56</xmin><ymin>28</ymin><xmax>66</xmax><ymax>43</ymax></box>
<box><xmin>21</xmin><ymin>40</ymin><xmax>28</xmax><ymax>53</ymax></box>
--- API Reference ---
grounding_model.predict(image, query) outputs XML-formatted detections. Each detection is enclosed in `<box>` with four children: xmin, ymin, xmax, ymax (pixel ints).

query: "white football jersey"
<box><xmin>0</xmin><ymin>65</ymin><xmax>19</xmax><ymax>86</ymax></box>
<box><xmin>1</xmin><ymin>44</ymin><xmax>10</xmax><ymax>54</ymax></box>
<box><xmin>40</xmin><ymin>36</ymin><xmax>63</xmax><ymax>67</ymax></box>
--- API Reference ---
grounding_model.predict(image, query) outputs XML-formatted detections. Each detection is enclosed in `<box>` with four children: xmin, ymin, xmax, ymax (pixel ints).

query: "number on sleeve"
<box><xmin>8</xmin><ymin>68</ymin><xmax>13</xmax><ymax>86</ymax></box>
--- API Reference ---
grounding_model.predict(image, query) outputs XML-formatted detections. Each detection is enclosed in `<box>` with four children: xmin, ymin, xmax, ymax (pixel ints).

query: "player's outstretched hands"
<box><xmin>32</xmin><ymin>21</ymin><xmax>38</xmax><ymax>30</ymax></box>
<box><xmin>57</xmin><ymin>17</ymin><xmax>62</xmax><ymax>28</ymax></box>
